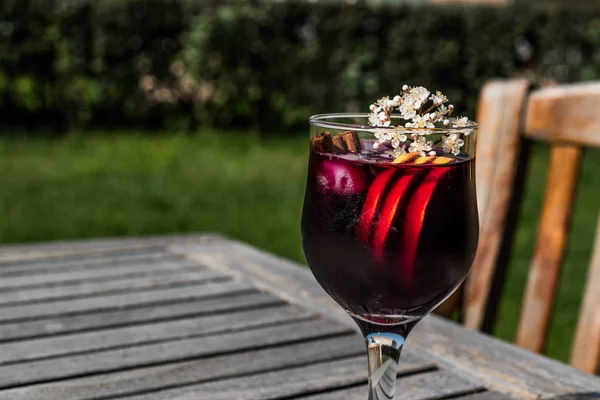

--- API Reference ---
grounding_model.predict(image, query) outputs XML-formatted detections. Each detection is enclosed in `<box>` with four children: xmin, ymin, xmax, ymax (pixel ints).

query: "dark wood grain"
<box><xmin>0</xmin><ymin>304</ymin><xmax>315</xmax><ymax>365</ymax></box>
<box><xmin>0</xmin><ymin>253</ymin><xmax>176</xmax><ymax>277</ymax></box>
<box><xmin>0</xmin><ymin>269</ymin><xmax>224</xmax><ymax>306</ymax></box>
<box><xmin>525</xmin><ymin>82</ymin><xmax>600</xmax><ymax>148</ymax></box>
<box><xmin>0</xmin><ymin>291</ymin><xmax>282</xmax><ymax>342</ymax></box>
<box><xmin>0</xmin><ymin>234</ymin><xmax>217</xmax><ymax>264</ymax></box>
<box><xmin>516</xmin><ymin>145</ymin><xmax>582</xmax><ymax>353</ymax></box>
<box><xmin>298</xmin><ymin>370</ymin><xmax>483</xmax><ymax>400</ymax></box>
<box><xmin>0</xmin><ymin>246</ymin><xmax>167</xmax><ymax>267</ymax></box>
<box><xmin>455</xmin><ymin>392</ymin><xmax>513</xmax><ymax>400</ymax></box>
<box><xmin>0</xmin><ymin>260</ymin><xmax>203</xmax><ymax>291</ymax></box>
<box><xmin>0</xmin><ymin>335</ymin><xmax>368</xmax><ymax>400</ymax></box>
<box><xmin>0</xmin><ymin>318</ymin><xmax>352</xmax><ymax>389</ymax></box>
<box><xmin>117</xmin><ymin>357</ymin><xmax>463</xmax><ymax>400</ymax></box>
<box><xmin>0</xmin><ymin>280</ymin><xmax>254</xmax><ymax>323</ymax></box>
<box><xmin>571</xmin><ymin>213</ymin><xmax>600</xmax><ymax>373</ymax></box>
<box><xmin>463</xmin><ymin>79</ymin><xmax>530</xmax><ymax>330</ymax></box>
<box><xmin>176</xmin><ymin>238</ymin><xmax>600</xmax><ymax>398</ymax></box>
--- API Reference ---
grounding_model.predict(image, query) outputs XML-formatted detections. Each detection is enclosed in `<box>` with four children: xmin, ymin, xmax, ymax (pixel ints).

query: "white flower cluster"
<box><xmin>367</xmin><ymin>85</ymin><xmax>474</xmax><ymax>156</ymax></box>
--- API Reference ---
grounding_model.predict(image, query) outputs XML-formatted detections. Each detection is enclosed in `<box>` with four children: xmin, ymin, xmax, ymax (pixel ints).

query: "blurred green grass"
<box><xmin>0</xmin><ymin>132</ymin><xmax>598</xmax><ymax>364</ymax></box>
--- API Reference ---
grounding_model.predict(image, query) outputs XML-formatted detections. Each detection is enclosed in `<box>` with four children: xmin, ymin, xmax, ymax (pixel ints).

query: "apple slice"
<box><xmin>398</xmin><ymin>168</ymin><xmax>448</xmax><ymax>282</ymax></box>
<box><xmin>372</xmin><ymin>173</ymin><xmax>420</xmax><ymax>261</ymax></box>
<box><xmin>357</xmin><ymin>168</ymin><xmax>396</xmax><ymax>244</ymax></box>
<box><xmin>316</xmin><ymin>159</ymin><xmax>369</xmax><ymax>196</ymax></box>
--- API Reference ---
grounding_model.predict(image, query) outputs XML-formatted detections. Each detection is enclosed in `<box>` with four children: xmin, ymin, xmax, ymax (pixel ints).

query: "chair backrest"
<box><xmin>444</xmin><ymin>79</ymin><xmax>600</xmax><ymax>374</ymax></box>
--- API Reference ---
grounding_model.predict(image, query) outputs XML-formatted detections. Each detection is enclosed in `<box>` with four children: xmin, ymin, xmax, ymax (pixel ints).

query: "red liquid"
<box><xmin>301</xmin><ymin>148</ymin><xmax>479</xmax><ymax>325</ymax></box>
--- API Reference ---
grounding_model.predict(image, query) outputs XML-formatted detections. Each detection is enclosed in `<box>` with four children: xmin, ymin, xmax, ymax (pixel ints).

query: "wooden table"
<box><xmin>0</xmin><ymin>234</ymin><xmax>598</xmax><ymax>400</ymax></box>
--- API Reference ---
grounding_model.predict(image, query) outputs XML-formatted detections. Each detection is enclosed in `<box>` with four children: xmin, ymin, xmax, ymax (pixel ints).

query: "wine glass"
<box><xmin>301</xmin><ymin>113</ymin><xmax>478</xmax><ymax>399</ymax></box>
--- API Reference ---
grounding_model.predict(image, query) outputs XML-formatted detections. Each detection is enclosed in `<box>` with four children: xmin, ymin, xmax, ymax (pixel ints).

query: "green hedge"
<box><xmin>2</xmin><ymin>1</ymin><xmax>600</xmax><ymax>133</ymax></box>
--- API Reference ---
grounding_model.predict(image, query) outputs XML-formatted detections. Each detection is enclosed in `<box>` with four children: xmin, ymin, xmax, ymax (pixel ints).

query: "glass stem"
<box><xmin>366</xmin><ymin>332</ymin><xmax>405</xmax><ymax>400</ymax></box>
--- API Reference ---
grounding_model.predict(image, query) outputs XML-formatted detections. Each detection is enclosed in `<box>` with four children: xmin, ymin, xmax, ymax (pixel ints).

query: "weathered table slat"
<box><xmin>457</xmin><ymin>393</ymin><xmax>514</xmax><ymax>400</ymax></box>
<box><xmin>0</xmin><ymin>259</ymin><xmax>199</xmax><ymax>289</ymax></box>
<box><xmin>0</xmin><ymin>319</ymin><xmax>352</xmax><ymax>390</ymax></box>
<box><xmin>175</xmin><ymin>236</ymin><xmax>600</xmax><ymax>399</ymax></box>
<box><xmin>0</xmin><ymin>291</ymin><xmax>282</xmax><ymax>341</ymax></box>
<box><xmin>0</xmin><ymin>246</ymin><xmax>169</xmax><ymax>268</ymax></box>
<box><xmin>298</xmin><ymin>370</ymin><xmax>484</xmax><ymax>400</ymax></box>
<box><xmin>0</xmin><ymin>304</ymin><xmax>314</xmax><ymax>365</ymax></box>
<box><xmin>0</xmin><ymin>335</ymin><xmax>367</xmax><ymax>400</ymax></box>
<box><xmin>0</xmin><ymin>269</ymin><xmax>223</xmax><ymax>306</ymax></box>
<box><xmin>0</xmin><ymin>252</ymin><xmax>173</xmax><ymax>276</ymax></box>
<box><xmin>119</xmin><ymin>356</ymin><xmax>452</xmax><ymax>400</ymax></box>
<box><xmin>0</xmin><ymin>280</ymin><xmax>254</xmax><ymax>323</ymax></box>
<box><xmin>0</xmin><ymin>234</ymin><xmax>211</xmax><ymax>264</ymax></box>
<box><xmin>0</xmin><ymin>234</ymin><xmax>597</xmax><ymax>400</ymax></box>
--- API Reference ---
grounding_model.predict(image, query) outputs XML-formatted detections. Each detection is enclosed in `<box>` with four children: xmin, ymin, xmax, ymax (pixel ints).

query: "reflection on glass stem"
<box><xmin>366</xmin><ymin>333</ymin><xmax>405</xmax><ymax>400</ymax></box>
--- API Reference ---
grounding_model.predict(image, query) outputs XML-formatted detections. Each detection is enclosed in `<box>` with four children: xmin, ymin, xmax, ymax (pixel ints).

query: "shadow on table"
<box><xmin>549</xmin><ymin>393</ymin><xmax>600</xmax><ymax>400</ymax></box>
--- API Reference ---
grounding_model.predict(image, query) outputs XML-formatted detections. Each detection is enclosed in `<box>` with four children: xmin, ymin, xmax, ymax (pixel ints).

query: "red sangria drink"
<box><xmin>302</xmin><ymin>141</ymin><xmax>478</xmax><ymax>326</ymax></box>
<box><xmin>301</xmin><ymin>87</ymin><xmax>478</xmax><ymax>400</ymax></box>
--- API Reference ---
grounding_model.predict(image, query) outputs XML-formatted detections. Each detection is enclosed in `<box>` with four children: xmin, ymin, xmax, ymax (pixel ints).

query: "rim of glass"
<box><xmin>310</xmin><ymin>113</ymin><xmax>478</xmax><ymax>132</ymax></box>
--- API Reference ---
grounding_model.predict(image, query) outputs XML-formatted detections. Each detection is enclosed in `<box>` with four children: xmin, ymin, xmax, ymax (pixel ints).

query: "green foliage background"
<box><xmin>2</xmin><ymin>0</ymin><xmax>600</xmax><ymax>133</ymax></box>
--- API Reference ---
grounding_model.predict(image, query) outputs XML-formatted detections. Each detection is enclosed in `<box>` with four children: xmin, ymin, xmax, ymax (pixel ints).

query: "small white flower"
<box><xmin>427</xmin><ymin>112</ymin><xmax>439</xmax><ymax>123</ymax></box>
<box><xmin>389</xmin><ymin>132</ymin><xmax>408</xmax><ymax>149</ymax></box>
<box><xmin>394</xmin><ymin>146</ymin><xmax>407</xmax><ymax>156</ymax></box>
<box><xmin>386</xmin><ymin>99</ymin><xmax>395</xmax><ymax>108</ymax></box>
<box><xmin>409</xmin><ymin>136</ymin><xmax>433</xmax><ymax>156</ymax></box>
<box><xmin>399</xmin><ymin>103</ymin><xmax>417</xmax><ymax>120</ymax></box>
<box><xmin>402</xmin><ymin>84</ymin><xmax>409</xmax><ymax>92</ymax></box>
<box><xmin>409</xmin><ymin>86</ymin><xmax>430</xmax><ymax>105</ymax></box>
<box><xmin>373</xmin><ymin>141</ymin><xmax>381</xmax><ymax>150</ymax></box>
<box><xmin>412</xmin><ymin>115</ymin><xmax>435</xmax><ymax>129</ymax></box>
<box><xmin>393</xmin><ymin>95</ymin><xmax>401</xmax><ymax>104</ymax></box>
<box><xmin>442</xmin><ymin>133</ymin><xmax>465</xmax><ymax>155</ymax></box>
<box><xmin>429</xmin><ymin>90</ymin><xmax>448</xmax><ymax>105</ymax></box>
<box><xmin>428</xmin><ymin>150</ymin><xmax>437</xmax><ymax>156</ymax></box>
<box><xmin>369</xmin><ymin>104</ymin><xmax>377</xmax><ymax>111</ymax></box>
<box><xmin>443</xmin><ymin>119</ymin><xmax>450</xmax><ymax>127</ymax></box>
<box><xmin>376</xmin><ymin>96</ymin><xmax>390</xmax><ymax>107</ymax></box>
<box><xmin>448</xmin><ymin>104</ymin><xmax>455</xmax><ymax>113</ymax></box>
<box><xmin>374</xmin><ymin>130</ymin><xmax>392</xmax><ymax>143</ymax></box>
<box><xmin>438</xmin><ymin>105</ymin><xmax>449</xmax><ymax>116</ymax></box>
<box><xmin>454</xmin><ymin>116</ymin><xmax>469</xmax><ymax>127</ymax></box>
<box><xmin>368</xmin><ymin>112</ymin><xmax>380</xmax><ymax>126</ymax></box>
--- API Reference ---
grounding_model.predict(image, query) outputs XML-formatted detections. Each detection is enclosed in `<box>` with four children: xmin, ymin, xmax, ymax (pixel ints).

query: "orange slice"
<box><xmin>399</xmin><ymin>168</ymin><xmax>448</xmax><ymax>282</ymax></box>
<box><xmin>357</xmin><ymin>169</ymin><xmax>396</xmax><ymax>244</ymax></box>
<box><xmin>432</xmin><ymin>157</ymin><xmax>455</xmax><ymax>165</ymax></box>
<box><xmin>372</xmin><ymin>173</ymin><xmax>420</xmax><ymax>261</ymax></box>
<box><xmin>392</xmin><ymin>153</ymin><xmax>419</xmax><ymax>164</ymax></box>
<box><xmin>414</xmin><ymin>156</ymin><xmax>436</xmax><ymax>165</ymax></box>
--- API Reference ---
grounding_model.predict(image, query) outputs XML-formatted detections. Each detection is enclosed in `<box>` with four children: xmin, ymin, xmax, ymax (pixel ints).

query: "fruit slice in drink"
<box><xmin>397</xmin><ymin>168</ymin><xmax>448</xmax><ymax>284</ymax></box>
<box><xmin>358</xmin><ymin>168</ymin><xmax>396</xmax><ymax>244</ymax></box>
<box><xmin>372</xmin><ymin>173</ymin><xmax>420</xmax><ymax>261</ymax></box>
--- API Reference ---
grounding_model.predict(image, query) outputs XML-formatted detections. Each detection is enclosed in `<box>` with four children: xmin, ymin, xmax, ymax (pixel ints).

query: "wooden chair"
<box><xmin>436</xmin><ymin>79</ymin><xmax>600</xmax><ymax>374</ymax></box>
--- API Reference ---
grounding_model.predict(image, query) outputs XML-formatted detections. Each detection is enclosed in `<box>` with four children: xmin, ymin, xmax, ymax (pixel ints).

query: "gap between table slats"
<box><xmin>0</xmin><ymin>291</ymin><xmax>282</xmax><ymax>342</ymax></box>
<box><xmin>0</xmin><ymin>334</ymin><xmax>368</xmax><ymax>400</ymax></box>
<box><xmin>115</xmin><ymin>358</ymin><xmax>477</xmax><ymax>400</ymax></box>
<box><xmin>0</xmin><ymin>303</ymin><xmax>316</xmax><ymax>366</ymax></box>
<box><xmin>0</xmin><ymin>280</ymin><xmax>255</xmax><ymax>323</ymax></box>
<box><xmin>0</xmin><ymin>268</ymin><xmax>225</xmax><ymax>307</ymax></box>
<box><xmin>0</xmin><ymin>318</ymin><xmax>354</xmax><ymax>390</ymax></box>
